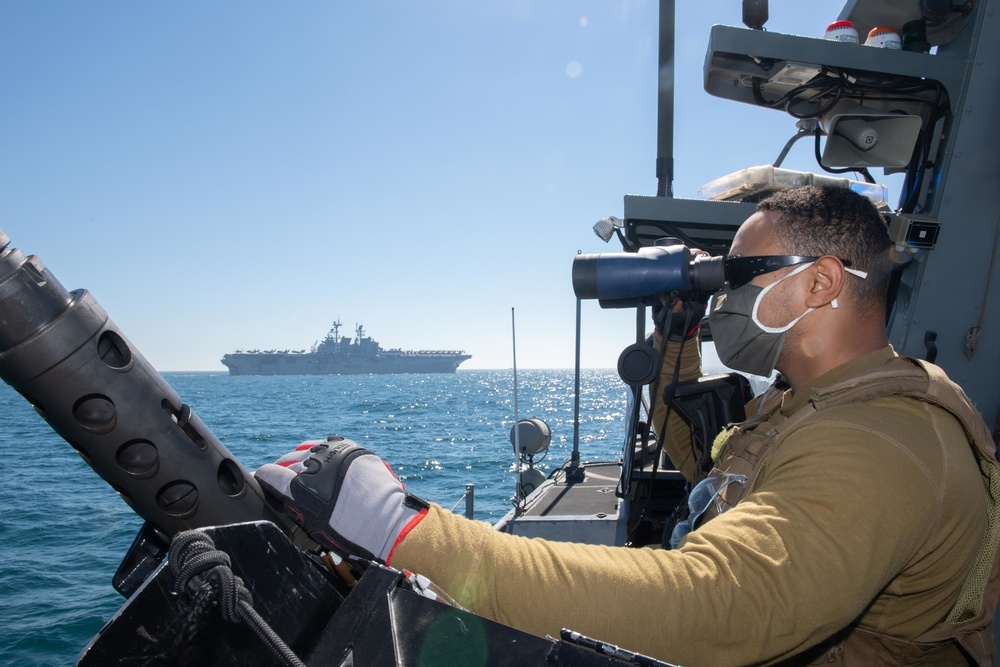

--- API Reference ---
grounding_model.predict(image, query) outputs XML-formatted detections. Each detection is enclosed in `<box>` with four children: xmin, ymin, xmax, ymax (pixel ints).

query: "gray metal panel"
<box><xmin>703</xmin><ymin>24</ymin><xmax>966</xmax><ymax>110</ymax></box>
<box><xmin>622</xmin><ymin>195</ymin><xmax>756</xmax><ymax>253</ymax></box>
<box><xmin>500</xmin><ymin>516</ymin><xmax>622</xmax><ymax>546</ymax></box>
<box><xmin>887</xmin><ymin>0</ymin><xmax>1000</xmax><ymax>427</ymax></box>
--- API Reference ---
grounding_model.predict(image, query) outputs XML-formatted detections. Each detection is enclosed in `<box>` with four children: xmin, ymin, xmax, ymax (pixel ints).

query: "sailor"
<box><xmin>256</xmin><ymin>186</ymin><xmax>1000</xmax><ymax>666</ymax></box>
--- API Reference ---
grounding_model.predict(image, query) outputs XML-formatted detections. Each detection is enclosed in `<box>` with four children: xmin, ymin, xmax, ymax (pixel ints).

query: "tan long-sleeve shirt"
<box><xmin>392</xmin><ymin>346</ymin><xmax>987</xmax><ymax>665</ymax></box>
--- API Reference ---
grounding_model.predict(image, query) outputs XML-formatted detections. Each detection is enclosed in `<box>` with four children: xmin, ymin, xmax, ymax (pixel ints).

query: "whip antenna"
<box><xmin>511</xmin><ymin>307</ymin><xmax>523</xmax><ymax>503</ymax></box>
<box><xmin>571</xmin><ymin>294</ymin><xmax>581</xmax><ymax>470</ymax></box>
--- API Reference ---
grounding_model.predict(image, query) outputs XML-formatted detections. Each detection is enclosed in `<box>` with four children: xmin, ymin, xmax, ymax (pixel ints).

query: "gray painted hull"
<box><xmin>220</xmin><ymin>351</ymin><xmax>471</xmax><ymax>375</ymax></box>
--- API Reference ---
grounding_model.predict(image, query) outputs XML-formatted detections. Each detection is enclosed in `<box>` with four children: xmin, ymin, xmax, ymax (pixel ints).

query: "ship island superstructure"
<box><xmin>220</xmin><ymin>320</ymin><xmax>471</xmax><ymax>376</ymax></box>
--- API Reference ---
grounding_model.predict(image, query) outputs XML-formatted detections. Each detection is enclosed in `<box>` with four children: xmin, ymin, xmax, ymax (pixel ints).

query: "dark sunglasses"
<box><xmin>724</xmin><ymin>255</ymin><xmax>853</xmax><ymax>289</ymax></box>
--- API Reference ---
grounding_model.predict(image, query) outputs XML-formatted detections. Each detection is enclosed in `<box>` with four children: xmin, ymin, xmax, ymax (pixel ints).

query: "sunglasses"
<box><xmin>724</xmin><ymin>255</ymin><xmax>854</xmax><ymax>289</ymax></box>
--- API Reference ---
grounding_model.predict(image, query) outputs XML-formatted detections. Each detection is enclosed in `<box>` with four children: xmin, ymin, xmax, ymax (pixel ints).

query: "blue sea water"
<box><xmin>0</xmin><ymin>368</ymin><xmax>627</xmax><ymax>666</ymax></box>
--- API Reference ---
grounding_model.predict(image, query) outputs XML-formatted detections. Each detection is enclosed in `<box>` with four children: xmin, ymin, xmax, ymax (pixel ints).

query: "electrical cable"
<box><xmin>752</xmin><ymin>68</ymin><xmax>945</xmax><ymax>123</ymax></box>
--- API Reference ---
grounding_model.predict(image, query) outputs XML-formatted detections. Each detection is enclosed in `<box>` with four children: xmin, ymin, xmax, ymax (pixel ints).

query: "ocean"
<box><xmin>0</xmin><ymin>368</ymin><xmax>628</xmax><ymax>666</ymax></box>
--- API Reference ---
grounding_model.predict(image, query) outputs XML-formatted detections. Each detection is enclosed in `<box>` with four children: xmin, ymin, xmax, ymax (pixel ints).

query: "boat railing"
<box><xmin>449</xmin><ymin>483</ymin><xmax>475</xmax><ymax>519</ymax></box>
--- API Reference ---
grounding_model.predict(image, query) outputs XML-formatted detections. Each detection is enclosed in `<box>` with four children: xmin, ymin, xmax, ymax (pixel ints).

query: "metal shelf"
<box><xmin>622</xmin><ymin>195</ymin><xmax>755</xmax><ymax>253</ymax></box>
<box><xmin>704</xmin><ymin>24</ymin><xmax>967</xmax><ymax>111</ymax></box>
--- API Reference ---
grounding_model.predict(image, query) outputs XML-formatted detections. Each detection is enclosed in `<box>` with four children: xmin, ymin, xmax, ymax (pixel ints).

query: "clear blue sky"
<box><xmin>0</xmin><ymin>1</ymin><xmax>891</xmax><ymax>371</ymax></box>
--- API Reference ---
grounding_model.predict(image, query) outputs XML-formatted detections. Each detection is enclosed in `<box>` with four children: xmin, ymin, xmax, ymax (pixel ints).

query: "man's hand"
<box><xmin>653</xmin><ymin>290</ymin><xmax>708</xmax><ymax>342</ymax></box>
<box><xmin>255</xmin><ymin>436</ymin><xmax>428</xmax><ymax>564</ymax></box>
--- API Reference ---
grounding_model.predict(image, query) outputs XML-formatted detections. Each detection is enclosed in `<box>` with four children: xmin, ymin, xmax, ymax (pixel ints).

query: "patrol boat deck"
<box><xmin>495</xmin><ymin>462</ymin><xmax>628</xmax><ymax>545</ymax></box>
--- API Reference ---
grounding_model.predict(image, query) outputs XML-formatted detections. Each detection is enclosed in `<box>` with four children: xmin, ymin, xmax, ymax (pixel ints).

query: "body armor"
<box><xmin>705</xmin><ymin>357</ymin><xmax>1000</xmax><ymax>665</ymax></box>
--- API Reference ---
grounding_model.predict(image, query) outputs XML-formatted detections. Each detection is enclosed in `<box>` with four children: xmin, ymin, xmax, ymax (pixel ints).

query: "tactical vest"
<box><xmin>705</xmin><ymin>356</ymin><xmax>1000</xmax><ymax>666</ymax></box>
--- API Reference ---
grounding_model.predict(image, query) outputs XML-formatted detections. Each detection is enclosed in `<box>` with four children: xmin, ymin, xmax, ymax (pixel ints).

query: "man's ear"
<box><xmin>804</xmin><ymin>256</ymin><xmax>845</xmax><ymax>309</ymax></box>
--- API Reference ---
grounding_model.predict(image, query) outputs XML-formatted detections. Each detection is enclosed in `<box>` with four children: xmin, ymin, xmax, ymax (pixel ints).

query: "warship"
<box><xmin>0</xmin><ymin>0</ymin><xmax>999</xmax><ymax>664</ymax></box>
<box><xmin>220</xmin><ymin>321</ymin><xmax>471</xmax><ymax>376</ymax></box>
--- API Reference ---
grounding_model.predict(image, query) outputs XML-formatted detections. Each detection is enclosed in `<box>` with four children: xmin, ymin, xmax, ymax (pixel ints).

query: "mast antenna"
<box><xmin>511</xmin><ymin>307</ymin><xmax>523</xmax><ymax>504</ymax></box>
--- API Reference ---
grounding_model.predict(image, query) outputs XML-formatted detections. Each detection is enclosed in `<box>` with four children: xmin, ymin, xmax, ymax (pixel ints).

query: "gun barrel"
<box><xmin>0</xmin><ymin>230</ymin><xmax>294</xmax><ymax>541</ymax></box>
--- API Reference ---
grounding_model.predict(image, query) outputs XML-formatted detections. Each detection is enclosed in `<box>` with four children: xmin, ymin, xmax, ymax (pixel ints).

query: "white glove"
<box><xmin>255</xmin><ymin>436</ymin><xmax>428</xmax><ymax>564</ymax></box>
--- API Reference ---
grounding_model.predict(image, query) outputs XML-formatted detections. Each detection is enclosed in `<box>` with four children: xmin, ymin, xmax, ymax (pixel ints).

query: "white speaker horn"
<box><xmin>820</xmin><ymin>105</ymin><xmax>923</xmax><ymax>169</ymax></box>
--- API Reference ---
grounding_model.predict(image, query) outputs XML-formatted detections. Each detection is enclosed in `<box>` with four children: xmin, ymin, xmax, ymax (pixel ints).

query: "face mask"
<box><xmin>709</xmin><ymin>261</ymin><xmax>867</xmax><ymax>377</ymax></box>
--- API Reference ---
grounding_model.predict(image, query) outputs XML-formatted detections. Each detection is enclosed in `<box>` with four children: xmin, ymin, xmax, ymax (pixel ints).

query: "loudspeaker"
<box><xmin>820</xmin><ymin>104</ymin><xmax>923</xmax><ymax>169</ymax></box>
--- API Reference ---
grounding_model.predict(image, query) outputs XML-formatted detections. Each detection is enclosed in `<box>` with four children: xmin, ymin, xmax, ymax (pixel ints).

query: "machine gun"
<box><xmin>0</xmin><ymin>228</ymin><xmax>301</xmax><ymax>584</ymax></box>
<box><xmin>0</xmin><ymin>229</ymin><xmax>672</xmax><ymax>666</ymax></box>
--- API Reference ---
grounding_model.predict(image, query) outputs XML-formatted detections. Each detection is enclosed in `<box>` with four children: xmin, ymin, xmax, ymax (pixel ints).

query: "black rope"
<box><xmin>169</xmin><ymin>531</ymin><xmax>307</xmax><ymax>667</ymax></box>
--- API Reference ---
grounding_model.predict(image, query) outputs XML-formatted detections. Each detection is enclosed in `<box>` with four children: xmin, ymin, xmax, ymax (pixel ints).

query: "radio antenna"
<box><xmin>511</xmin><ymin>307</ymin><xmax>525</xmax><ymax>505</ymax></box>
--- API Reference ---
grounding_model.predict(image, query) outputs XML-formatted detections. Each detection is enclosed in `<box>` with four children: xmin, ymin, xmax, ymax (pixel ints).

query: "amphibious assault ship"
<box><xmin>220</xmin><ymin>321</ymin><xmax>471</xmax><ymax>376</ymax></box>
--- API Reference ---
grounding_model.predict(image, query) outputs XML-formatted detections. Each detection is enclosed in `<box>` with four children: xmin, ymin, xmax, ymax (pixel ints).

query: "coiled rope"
<box><xmin>169</xmin><ymin>530</ymin><xmax>307</xmax><ymax>667</ymax></box>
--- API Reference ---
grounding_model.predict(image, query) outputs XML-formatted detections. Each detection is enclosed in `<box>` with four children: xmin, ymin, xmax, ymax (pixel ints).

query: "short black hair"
<box><xmin>756</xmin><ymin>186</ymin><xmax>891</xmax><ymax>313</ymax></box>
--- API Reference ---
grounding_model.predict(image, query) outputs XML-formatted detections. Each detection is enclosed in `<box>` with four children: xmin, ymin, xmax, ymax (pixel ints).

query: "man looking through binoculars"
<box><xmin>257</xmin><ymin>186</ymin><xmax>999</xmax><ymax>666</ymax></box>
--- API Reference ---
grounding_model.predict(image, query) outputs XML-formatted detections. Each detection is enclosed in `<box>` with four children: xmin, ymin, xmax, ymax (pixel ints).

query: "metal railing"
<box><xmin>450</xmin><ymin>484</ymin><xmax>475</xmax><ymax>519</ymax></box>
